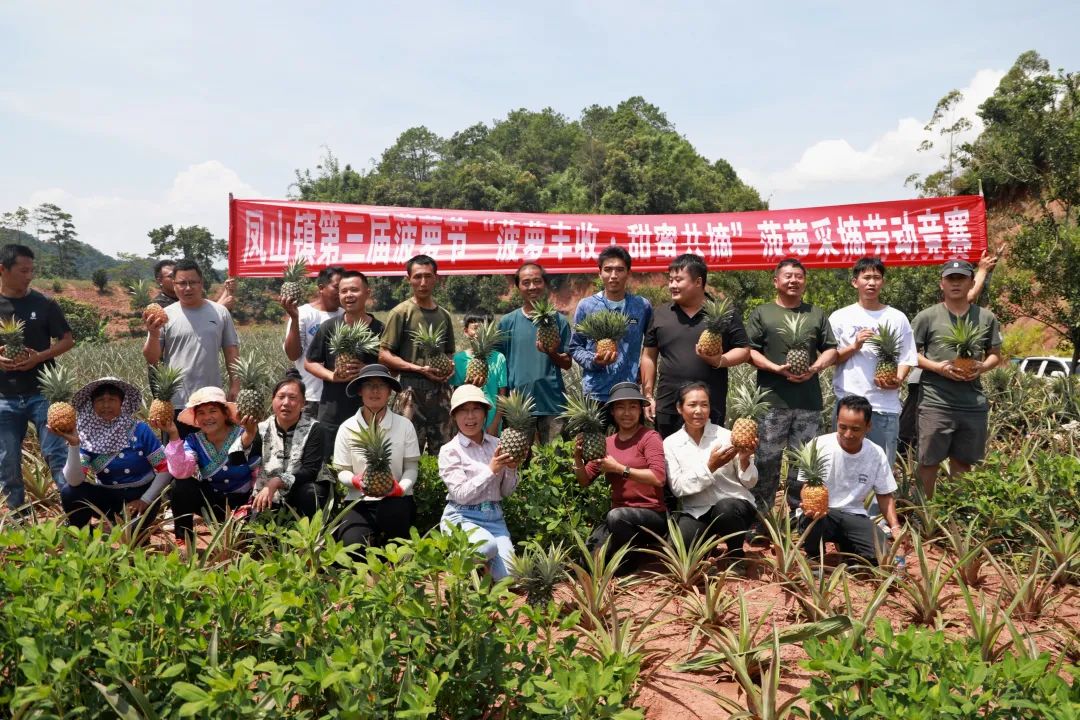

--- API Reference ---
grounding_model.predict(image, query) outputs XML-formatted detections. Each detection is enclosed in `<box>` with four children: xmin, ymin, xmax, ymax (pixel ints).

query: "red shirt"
<box><xmin>587</xmin><ymin>426</ymin><xmax>667</xmax><ymax>513</ymax></box>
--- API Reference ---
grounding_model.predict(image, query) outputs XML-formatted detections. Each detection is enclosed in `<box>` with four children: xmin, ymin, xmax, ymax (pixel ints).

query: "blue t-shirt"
<box><xmin>568</xmin><ymin>293</ymin><xmax>652</xmax><ymax>402</ymax></box>
<box><xmin>451</xmin><ymin>350</ymin><xmax>507</xmax><ymax>428</ymax></box>
<box><xmin>497</xmin><ymin>308</ymin><xmax>572</xmax><ymax>417</ymax></box>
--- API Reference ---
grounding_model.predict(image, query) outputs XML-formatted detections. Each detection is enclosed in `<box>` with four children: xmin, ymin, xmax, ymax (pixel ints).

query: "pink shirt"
<box><xmin>438</xmin><ymin>432</ymin><xmax>519</xmax><ymax>505</ymax></box>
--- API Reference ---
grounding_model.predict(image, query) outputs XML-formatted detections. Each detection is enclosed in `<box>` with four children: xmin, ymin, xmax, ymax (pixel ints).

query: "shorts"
<box><xmin>917</xmin><ymin>406</ymin><xmax>988</xmax><ymax>466</ymax></box>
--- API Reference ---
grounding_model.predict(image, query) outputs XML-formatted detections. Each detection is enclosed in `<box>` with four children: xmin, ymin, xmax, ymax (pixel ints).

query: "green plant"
<box><xmin>641</xmin><ymin>516</ymin><xmax>721</xmax><ymax>593</ymax></box>
<box><xmin>889</xmin><ymin>534</ymin><xmax>959</xmax><ymax>627</ymax></box>
<box><xmin>54</xmin><ymin>296</ymin><xmax>108</xmax><ymax>344</ymax></box>
<box><xmin>567</xmin><ymin>533</ymin><xmax>634</xmax><ymax>627</ymax></box>
<box><xmin>51</xmin><ymin>279</ymin><xmax>64</xmax><ymax>293</ymax></box>
<box><xmin>992</xmin><ymin>550</ymin><xmax>1072</xmax><ymax>621</ymax></box>
<box><xmin>1021</xmin><ymin>512</ymin><xmax>1080</xmax><ymax>585</ymax></box>
<box><xmin>91</xmin><ymin>268</ymin><xmax>109</xmax><ymax>292</ymax></box>
<box><xmin>511</xmin><ymin>540</ymin><xmax>570</xmax><ymax>606</ymax></box>
<box><xmin>939</xmin><ymin>521</ymin><xmax>995</xmax><ymax>588</ymax></box>
<box><xmin>680</xmin><ymin>575</ymin><xmax>735</xmax><ymax>648</ymax></box>
<box><xmin>710</xmin><ymin>628</ymin><xmax>805</xmax><ymax>720</ymax></box>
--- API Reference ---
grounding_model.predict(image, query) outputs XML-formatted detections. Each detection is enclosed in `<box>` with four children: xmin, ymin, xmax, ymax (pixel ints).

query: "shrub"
<box><xmin>53</xmin><ymin>296</ymin><xmax>107</xmax><ymax>344</ymax></box>
<box><xmin>91</xmin><ymin>268</ymin><xmax>109</xmax><ymax>293</ymax></box>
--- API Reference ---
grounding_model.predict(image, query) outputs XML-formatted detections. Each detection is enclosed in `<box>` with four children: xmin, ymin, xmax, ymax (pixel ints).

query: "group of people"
<box><xmin>0</xmin><ymin>237</ymin><xmax>1002</xmax><ymax>577</ymax></box>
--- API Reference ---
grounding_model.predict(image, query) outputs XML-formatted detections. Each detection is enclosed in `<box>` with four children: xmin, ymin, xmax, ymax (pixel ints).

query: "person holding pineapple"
<box><xmin>49</xmin><ymin>377</ymin><xmax>170</xmax><ymax>530</ymax></box>
<box><xmin>569</xmin><ymin>246</ymin><xmax>652</xmax><ymax>403</ymax></box>
<box><xmin>379</xmin><ymin>255</ymin><xmax>456</xmax><ymax>455</ymax></box>
<box><xmin>439</xmin><ymin>384</ymin><xmax>520</xmax><ymax>580</ymax></box>
<box><xmin>281</xmin><ymin>261</ymin><xmax>345</xmax><ymax>416</ymax></box>
<box><xmin>794</xmin><ymin>395</ymin><xmax>902</xmax><ymax>566</ymax></box>
<box><xmin>155</xmin><ymin>387</ymin><xmax>261</xmax><ymax>544</ymax></box>
<box><xmin>451</xmin><ymin>315</ymin><xmax>508</xmax><ymax>435</ymax></box>
<box><xmin>573</xmin><ymin>382</ymin><xmax>668</xmax><ymax>570</ymax></box>
<box><xmin>333</xmin><ymin>364</ymin><xmax>421</xmax><ymax>548</ymax></box>
<box><xmin>642</xmin><ymin>254</ymin><xmax>750</xmax><ymax>438</ymax></box>
<box><xmin>828</xmin><ymin>257</ymin><xmax>917</xmax><ymax>467</ymax></box>
<box><xmin>665</xmin><ymin>382</ymin><xmax>758</xmax><ymax>566</ymax></box>
<box><xmin>0</xmin><ymin>243</ymin><xmax>74</xmax><ymax>511</ymax></box>
<box><xmin>497</xmin><ymin>262</ymin><xmax>572</xmax><ymax>444</ymax></box>
<box><xmin>142</xmin><ymin>259</ymin><xmax>240</xmax><ymax>439</ymax></box>
<box><xmin>304</xmin><ymin>270</ymin><xmax>383</xmax><ymax>452</ymax></box>
<box><xmin>745</xmin><ymin>258</ymin><xmax>838</xmax><ymax>526</ymax></box>
<box><xmin>911</xmin><ymin>259</ymin><xmax>1003</xmax><ymax>499</ymax></box>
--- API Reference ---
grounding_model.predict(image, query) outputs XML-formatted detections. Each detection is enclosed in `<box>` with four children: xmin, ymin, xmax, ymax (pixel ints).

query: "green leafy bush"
<box><xmin>54</xmin><ymin>296</ymin><xmax>107</xmax><ymax>344</ymax></box>
<box><xmin>800</xmin><ymin>620</ymin><xmax>1080</xmax><ymax>718</ymax></box>
<box><xmin>0</xmin><ymin>517</ymin><xmax>642</xmax><ymax>719</ymax></box>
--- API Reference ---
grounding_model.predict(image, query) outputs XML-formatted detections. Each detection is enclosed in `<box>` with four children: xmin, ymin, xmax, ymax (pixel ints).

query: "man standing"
<box><xmin>642</xmin><ymin>253</ymin><xmax>750</xmax><ymax>438</ymax></box>
<box><xmin>829</xmin><ymin>257</ymin><xmax>917</xmax><ymax>467</ymax></box>
<box><xmin>379</xmin><ymin>254</ymin><xmax>455</xmax><ymax>455</ymax></box>
<box><xmin>142</xmin><ymin>259</ymin><xmax>239</xmax><ymax>437</ymax></box>
<box><xmin>497</xmin><ymin>262</ymin><xmax>572</xmax><ymax>444</ymax></box>
<box><xmin>151</xmin><ymin>259</ymin><xmax>178</xmax><ymax>307</ymax></box>
<box><xmin>797</xmin><ymin>395</ymin><xmax>903</xmax><ymax>567</ymax></box>
<box><xmin>911</xmin><ymin>259</ymin><xmax>1002</xmax><ymax>499</ymax></box>
<box><xmin>746</xmin><ymin>258</ymin><xmax>838</xmax><ymax>520</ymax></box>
<box><xmin>0</xmin><ymin>244</ymin><xmax>74</xmax><ymax>510</ymax></box>
<box><xmin>306</xmin><ymin>270</ymin><xmax>384</xmax><ymax>449</ymax></box>
<box><xmin>569</xmin><ymin>246</ymin><xmax>652</xmax><ymax>403</ymax></box>
<box><xmin>282</xmin><ymin>264</ymin><xmax>344</xmax><ymax>416</ymax></box>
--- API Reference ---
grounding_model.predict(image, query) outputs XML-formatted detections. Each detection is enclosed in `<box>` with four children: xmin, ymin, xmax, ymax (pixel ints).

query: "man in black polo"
<box><xmin>642</xmin><ymin>253</ymin><xmax>750</xmax><ymax>438</ymax></box>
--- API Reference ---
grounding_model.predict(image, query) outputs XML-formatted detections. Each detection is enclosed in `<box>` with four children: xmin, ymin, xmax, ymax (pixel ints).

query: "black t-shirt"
<box><xmin>305</xmin><ymin>315</ymin><xmax>385</xmax><ymax>428</ymax></box>
<box><xmin>0</xmin><ymin>290</ymin><xmax>72</xmax><ymax>397</ymax></box>
<box><xmin>151</xmin><ymin>291</ymin><xmax>178</xmax><ymax>308</ymax></box>
<box><xmin>644</xmin><ymin>301</ymin><xmax>750</xmax><ymax>421</ymax></box>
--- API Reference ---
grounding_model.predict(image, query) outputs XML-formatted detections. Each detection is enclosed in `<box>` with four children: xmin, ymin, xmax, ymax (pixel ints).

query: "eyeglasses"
<box><xmin>175</xmin><ymin>281</ymin><xmax>203</xmax><ymax>288</ymax></box>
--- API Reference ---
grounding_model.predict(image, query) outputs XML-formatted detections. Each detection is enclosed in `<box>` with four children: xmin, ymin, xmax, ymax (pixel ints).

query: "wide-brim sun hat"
<box><xmin>346</xmin><ymin>363</ymin><xmax>402</xmax><ymax>397</ymax></box>
<box><xmin>72</xmin><ymin>376</ymin><xmax>142</xmax><ymax>417</ymax></box>
<box><xmin>177</xmin><ymin>386</ymin><xmax>241</xmax><ymax>426</ymax></box>
<box><xmin>450</xmin><ymin>384</ymin><xmax>491</xmax><ymax>414</ymax></box>
<box><xmin>605</xmin><ymin>382</ymin><xmax>648</xmax><ymax>407</ymax></box>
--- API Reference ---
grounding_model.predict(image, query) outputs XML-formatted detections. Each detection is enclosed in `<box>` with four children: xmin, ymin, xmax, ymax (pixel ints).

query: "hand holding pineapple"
<box><xmin>46</xmin><ymin>423</ymin><xmax>79</xmax><ymax>447</ymax></box>
<box><xmin>489</xmin><ymin>450</ymin><xmax>518</xmax><ymax>473</ymax></box>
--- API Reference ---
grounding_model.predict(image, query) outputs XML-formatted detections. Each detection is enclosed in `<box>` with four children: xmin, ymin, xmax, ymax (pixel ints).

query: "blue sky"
<box><xmin>2</xmin><ymin>1</ymin><xmax>1078</xmax><ymax>257</ymax></box>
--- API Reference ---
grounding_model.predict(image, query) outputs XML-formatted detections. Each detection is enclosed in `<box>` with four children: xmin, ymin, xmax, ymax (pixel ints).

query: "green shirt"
<box><xmin>911</xmin><ymin>303</ymin><xmax>1002</xmax><ymax>411</ymax></box>
<box><xmin>745</xmin><ymin>301</ymin><xmax>837</xmax><ymax>411</ymax></box>
<box><xmin>496</xmin><ymin>307</ymin><xmax>571</xmax><ymax>416</ymax></box>
<box><xmin>379</xmin><ymin>299</ymin><xmax>455</xmax><ymax>380</ymax></box>
<box><xmin>452</xmin><ymin>350</ymin><xmax>508</xmax><ymax>428</ymax></box>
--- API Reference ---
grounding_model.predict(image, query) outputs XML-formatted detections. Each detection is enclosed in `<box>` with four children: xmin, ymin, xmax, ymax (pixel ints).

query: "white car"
<box><xmin>1017</xmin><ymin>356</ymin><xmax>1076</xmax><ymax>378</ymax></box>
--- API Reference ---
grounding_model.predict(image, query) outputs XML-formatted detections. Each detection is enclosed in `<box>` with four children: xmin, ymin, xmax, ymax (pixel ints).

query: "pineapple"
<box><xmin>778</xmin><ymin>313</ymin><xmax>814</xmax><ymax>376</ymax></box>
<box><xmin>328</xmin><ymin>321</ymin><xmax>382</xmax><ymax>368</ymax></box>
<box><xmin>938</xmin><ymin>316</ymin><xmax>989</xmax><ymax>377</ymax></box>
<box><xmin>790</xmin><ymin>440</ymin><xmax>830</xmax><ymax>517</ymax></box>
<box><xmin>497</xmin><ymin>391</ymin><xmax>536</xmax><ymax>463</ymax></box>
<box><xmin>559</xmin><ymin>389</ymin><xmax>607</xmax><ymax>462</ymax></box>
<box><xmin>127</xmin><ymin>279</ymin><xmax>153</xmax><ymax>314</ymax></box>
<box><xmin>576</xmin><ymin>310</ymin><xmax>629</xmax><ymax>360</ymax></box>
<box><xmin>348</xmin><ymin>421</ymin><xmax>395</xmax><ymax>497</ymax></box>
<box><xmin>464</xmin><ymin>321</ymin><xmax>506</xmax><ymax>387</ymax></box>
<box><xmin>728</xmin><ymin>382</ymin><xmax>771</xmax><ymax>451</ymax></box>
<box><xmin>865</xmin><ymin>323</ymin><xmax>901</xmax><ymax>385</ymax></box>
<box><xmin>696</xmin><ymin>296</ymin><xmax>733</xmax><ymax>356</ymax></box>
<box><xmin>232</xmin><ymin>353</ymin><xmax>269</xmax><ymax>420</ymax></box>
<box><xmin>144</xmin><ymin>302</ymin><xmax>168</xmax><ymax>326</ymax></box>
<box><xmin>280</xmin><ymin>257</ymin><xmax>309</xmax><ymax>305</ymax></box>
<box><xmin>411</xmin><ymin>322</ymin><xmax>453</xmax><ymax>377</ymax></box>
<box><xmin>39</xmin><ymin>364</ymin><xmax>77</xmax><ymax>434</ymax></box>
<box><xmin>0</xmin><ymin>317</ymin><xmax>28</xmax><ymax>361</ymax></box>
<box><xmin>148</xmin><ymin>364</ymin><xmax>184</xmax><ymax>427</ymax></box>
<box><xmin>529</xmin><ymin>298</ymin><xmax>562</xmax><ymax>353</ymax></box>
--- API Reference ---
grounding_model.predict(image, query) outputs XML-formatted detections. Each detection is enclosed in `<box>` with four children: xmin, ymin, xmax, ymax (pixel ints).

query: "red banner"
<box><xmin>228</xmin><ymin>196</ymin><xmax>987</xmax><ymax>277</ymax></box>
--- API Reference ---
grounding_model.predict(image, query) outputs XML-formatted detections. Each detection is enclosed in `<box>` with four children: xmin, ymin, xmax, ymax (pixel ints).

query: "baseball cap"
<box><xmin>941</xmin><ymin>259</ymin><xmax>974</xmax><ymax>277</ymax></box>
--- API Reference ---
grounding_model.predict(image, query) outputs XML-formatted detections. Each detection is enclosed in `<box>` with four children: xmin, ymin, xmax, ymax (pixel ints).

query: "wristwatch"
<box><xmin>622</xmin><ymin>465</ymin><xmax>631</xmax><ymax>479</ymax></box>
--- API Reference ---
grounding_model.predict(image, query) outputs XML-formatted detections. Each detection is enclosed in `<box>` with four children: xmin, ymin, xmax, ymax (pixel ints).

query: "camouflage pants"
<box><xmin>397</xmin><ymin>376</ymin><xmax>453</xmax><ymax>456</ymax></box>
<box><xmin>534</xmin><ymin>415</ymin><xmax>565</xmax><ymax>445</ymax></box>
<box><xmin>751</xmin><ymin>407</ymin><xmax>821</xmax><ymax>516</ymax></box>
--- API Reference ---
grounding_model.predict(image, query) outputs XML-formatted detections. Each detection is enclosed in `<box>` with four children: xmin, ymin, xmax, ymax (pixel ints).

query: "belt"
<box><xmin>448</xmin><ymin>500</ymin><xmax>501</xmax><ymax>512</ymax></box>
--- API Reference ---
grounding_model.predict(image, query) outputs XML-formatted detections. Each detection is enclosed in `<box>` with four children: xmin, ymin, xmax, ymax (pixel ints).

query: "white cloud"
<box><xmin>23</xmin><ymin>161</ymin><xmax>259</xmax><ymax>259</ymax></box>
<box><xmin>741</xmin><ymin>68</ymin><xmax>1006</xmax><ymax>205</ymax></box>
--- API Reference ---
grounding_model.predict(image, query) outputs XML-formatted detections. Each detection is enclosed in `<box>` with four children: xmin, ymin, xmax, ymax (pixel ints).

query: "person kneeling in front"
<box><xmin>438</xmin><ymin>384</ymin><xmax>520</xmax><ymax>580</ymax></box>
<box><xmin>797</xmin><ymin>394</ymin><xmax>902</xmax><ymax>566</ymax></box>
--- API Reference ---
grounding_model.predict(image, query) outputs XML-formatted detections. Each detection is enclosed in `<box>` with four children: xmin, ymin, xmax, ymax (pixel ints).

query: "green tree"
<box><xmin>91</xmin><ymin>268</ymin><xmax>109</xmax><ymax>293</ymax></box>
<box><xmin>0</xmin><ymin>207</ymin><xmax>31</xmax><ymax>234</ymax></box>
<box><xmin>147</xmin><ymin>224</ymin><xmax>227</xmax><ymax>277</ymax></box>
<box><xmin>33</xmin><ymin>203</ymin><xmax>82</xmax><ymax>278</ymax></box>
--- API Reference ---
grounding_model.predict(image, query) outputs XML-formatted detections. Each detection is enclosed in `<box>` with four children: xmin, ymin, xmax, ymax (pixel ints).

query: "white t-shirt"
<box><xmin>797</xmin><ymin>433</ymin><xmax>897</xmax><ymax>516</ymax></box>
<box><xmin>829</xmin><ymin>304</ymin><xmax>917</xmax><ymax>414</ymax></box>
<box><xmin>285</xmin><ymin>303</ymin><xmax>342</xmax><ymax>401</ymax></box>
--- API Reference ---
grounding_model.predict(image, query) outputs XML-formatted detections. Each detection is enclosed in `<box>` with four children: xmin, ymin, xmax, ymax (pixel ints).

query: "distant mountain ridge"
<box><xmin>0</xmin><ymin>226</ymin><xmax>121</xmax><ymax>277</ymax></box>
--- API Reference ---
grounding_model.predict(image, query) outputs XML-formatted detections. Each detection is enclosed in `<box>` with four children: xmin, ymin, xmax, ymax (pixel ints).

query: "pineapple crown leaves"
<box><xmin>466</xmin><ymin>320</ymin><xmax>507</xmax><ymax>359</ymax></box>
<box><xmin>777</xmin><ymin>313</ymin><xmax>813</xmax><ymax>350</ymax></box>
<box><xmin>148</xmin><ymin>363</ymin><xmax>185</xmax><ymax>400</ymax></box>
<box><xmin>38</xmin><ymin>363</ymin><xmax>77</xmax><ymax>402</ymax></box>
<box><xmin>575</xmin><ymin>309</ymin><xmax>629</xmax><ymax>342</ymax></box>
<box><xmin>558</xmin><ymin>388</ymin><xmax>606</xmax><ymax>435</ymax></box>
<box><xmin>282</xmin><ymin>257</ymin><xmax>309</xmax><ymax>283</ymax></box>
<box><xmin>702</xmin><ymin>296</ymin><xmax>734</xmax><ymax>333</ymax></box>
<box><xmin>348</xmin><ymin>421</ymin><xmax>393</xmax><ymax>471</ymax></box>
<box><xmin>410</xmin><ymin>322</ymin><xmax>449</xmax><ymax>354</ymax></box>
<box><xmin>729</xmin><ymin>382</ymin><xmax>773</xmax><ymax>420</ymax></box>
<box><xmin>937</xmin><ymin>316</ymin><xmax>989</xmax><ymax>359</ymax></box>
<box><xmin>498</xmin><ymin>390</ymin><xmax>537</xmax><ymax>431</ymax></box>
<box><xmin>0</xmin><ymin>316</ymin><xmax>26</xmax><ymax>336</ymax></box>
<box><xmin>865</xmin><ymin>323</ymin><xmax>901</xmax><ymax>362</ymax></box>
<box><xmin>230</xmin><ymin>352</ymin><xmax>268</xmax><ymax>390</ymax></box>
<box><xmin>329</xmin><ymin>321</ymin><xmax>381</xmax><ymax>357</ymax></box>
<box><xmin>528</xmin><ymin>297</ymin><xmax>560</xmax><ymax>327</ymax></box>
<box><xmin>787</xmin><ymin>440</ymin><xmax>830</xmax><ymax>486</ymax></box>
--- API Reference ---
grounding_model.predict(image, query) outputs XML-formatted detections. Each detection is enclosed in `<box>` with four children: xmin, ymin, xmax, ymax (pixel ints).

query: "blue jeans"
<box><xmin>441</xmin><ymin>501</ymin><xmax>515</xmax><ymax>580</ymax></box>
<box><xmin>0</xmin><ymin>393</ymin><xmax>68</xmax><ymax>509</ymax></box>
<box><xmin>834</xmin><ymin>401</ymin><xmax>899</xmax><ymax>517</ymax></box>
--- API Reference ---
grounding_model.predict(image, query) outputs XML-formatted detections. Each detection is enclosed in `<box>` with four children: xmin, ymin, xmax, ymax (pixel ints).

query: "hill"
<box><xmin>0</xmin><ymin>226</ymin><xmax>122</xmax><ymax>278</ymax></box>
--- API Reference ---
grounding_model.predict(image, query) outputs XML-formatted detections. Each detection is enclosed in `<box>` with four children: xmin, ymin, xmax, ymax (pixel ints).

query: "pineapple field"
<box><xmin>2</xmin><ymin>330</ymin><xmax>1080</xmax><ymax>718</ymax></box>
